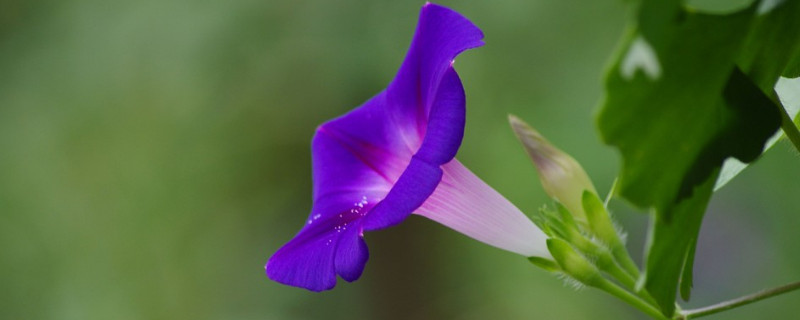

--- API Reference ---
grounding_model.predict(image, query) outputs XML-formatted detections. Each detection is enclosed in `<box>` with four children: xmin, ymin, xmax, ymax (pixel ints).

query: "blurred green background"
<box><xmin>1</xmin><ymin>0</ymin><xmax>798</xmax><ymax>319</ymax></box>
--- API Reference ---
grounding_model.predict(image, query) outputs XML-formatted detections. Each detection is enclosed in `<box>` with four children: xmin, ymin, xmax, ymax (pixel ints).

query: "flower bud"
<box><xmin>547</xmin><ymin>238</ymin><xmax>603</xmax><ymax>287</ymax></box>
<box><xmin>582</xmin><ymin>190</ymin><xmax>640</xmax><ymax>278</ymax></box>
<box><xmin>509</xmin><ymin>115</ymin><xmax>597</xmax><ymax>222</ymax></box>
<box><xmin>582</xmin><ymin>190</ymin><xmax>623</xmax><ymax>249</ymax></box>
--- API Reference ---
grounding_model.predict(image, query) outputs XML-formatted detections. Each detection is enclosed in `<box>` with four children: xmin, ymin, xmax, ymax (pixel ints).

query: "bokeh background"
<box><xmin>1</xmin><ymin>0</ymin><xmax>798</xmax><ymax>319</ymax></box>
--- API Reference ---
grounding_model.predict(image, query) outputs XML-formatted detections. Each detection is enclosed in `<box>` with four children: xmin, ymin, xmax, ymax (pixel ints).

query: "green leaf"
<box><xmin>736</xmin><ymin>0</ymin><xmax>800</xmax><ymax>90</ymax></box>
<box><xmin>641</xmin><ymin>68</ymin><xmax>781</xmax><ymax>315</ymax></box>
<box><xmin>641</xmin><ymin>174</ymin><xmax>715</xmax><ymax>315</ymax></box>
<box><xmin>600</xmin><ymin>8</ymin><xmax>748</xmax><ymax>214</ymax></box>
<box><xmin>597</xmin><ymin>0</ymin><xmax>792</xmax><ymax>315</ymax></box>
<box><xmin>679</xmin><ymin>236</ymin><xmax>698</xmax><ymax>301</ymax></box>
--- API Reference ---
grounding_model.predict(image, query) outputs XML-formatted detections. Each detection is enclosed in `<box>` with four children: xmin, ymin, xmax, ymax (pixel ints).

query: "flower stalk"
<box><xmin>546</xmin><ymin>239</ymin><xmax>667</xmax><ymax>320</ymax></box>
<box><xmin>676</xmin><ymin>281</ymin><xmax>800</xmax><ymax>319</ymax></box>
<box><xmin>597</xmin><ymin>279</ymin><xmax>670</xmax><ymax>320</ymax></box>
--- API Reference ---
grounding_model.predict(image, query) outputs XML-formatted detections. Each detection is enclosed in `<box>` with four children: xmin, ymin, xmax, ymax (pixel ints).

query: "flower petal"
<box><xmin>362</xmin><ymin>156</ymin><xmax>443</xmax><ymax>230</ymax></box>
<box><xmin>266</xmin><ymin>122</ymin><xmax>388</xmax><ymax>291</ymax></box>
<box><xmin>361</xmin><ymin>65</ymin><xmax>467</xmax><ymax>230</ymax></box>
<box><xmin>334</xmin><ymin>221</ymin><xmax>369</xmax><ymax>282</ymax></box>
<box><xmin>266</xmin><ymin>223</ymin><xmax>338</xmax><ymax>292</ymax></box>
<box><xmin>416</xmin><ymin>160</ymin><xmax>551</xmax><ymax>258</ymax></box>
<box><xmin>315</xmin><ymin>95</ymin><xmax>413</xmax><ymax>194</ymax></box>
<box><xmin>266</xmin><ymin>191</ymin><xmax>375</xmax><ymax>291</ymax></box>
<box><xmin>414</xmin><ymin>66</ymin><xmax>466</xmax><ymax>165</ymax></box>
<box><xmin>387</xmin><ymin>3</ymin><xmax>484</xmax><ymax>131</ymax></box>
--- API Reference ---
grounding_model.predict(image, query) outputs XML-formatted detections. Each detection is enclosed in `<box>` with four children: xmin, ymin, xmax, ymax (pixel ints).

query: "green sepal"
<box><xmin>582</xmin><ymin>190</ymin><xmax>623</xmax><ymax>249</ymax></box>
<box><xmin>547</xmin><ymin>238</ymin><xmax>603</xmax><ymax>287</ymax></box>
<box><xmin>528</xmin><ymin>256</ymin><xmax>561</xmax><ymax>273</ymax></box>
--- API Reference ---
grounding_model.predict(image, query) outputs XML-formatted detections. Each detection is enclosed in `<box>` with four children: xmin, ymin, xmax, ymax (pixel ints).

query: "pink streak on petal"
<box><xmin>415</xmin><ymin>159</ymin><xmax>551</xmax><ymax>258</ymax></box>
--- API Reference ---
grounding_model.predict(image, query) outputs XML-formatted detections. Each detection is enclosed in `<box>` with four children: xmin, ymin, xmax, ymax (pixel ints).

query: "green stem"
<box><xmin>603</xmin><ymin>178</ymin><xmax>641</xmax><ymax>279</ymax></box>
<box><xmin>777</xmin><ymin>96</ymin><xmax>800</xmax><ymax>153</ymax></box>
<box><xmin>597</xmin><ymin>249</ymin><xmax>663</xmax><ymax>309</ymax></box>
<box><xmin>678</xmin><ymin>281</ymin><xmax>800</xmax><ymax>319</ymax></box>
<box><xmin>795</xmin><ymin>108</ymin><xmax>800</xmax><ymax>128</ymax></box>
<box><xmin>595</xmin><ymin>278</ymin><xmax>669</xmax><ymax>320</ymax></box>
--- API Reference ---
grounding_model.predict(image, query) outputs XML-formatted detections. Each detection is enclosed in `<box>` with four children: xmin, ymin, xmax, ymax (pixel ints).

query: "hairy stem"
<box><xmin>678</xmin><ymin>281</ymin><xmax>800</xmax><ymax>319</ymax></box>
<box><xmin>595</xmin><ymin>278</ymin><xmax>669</xmax><ymax>320</ymax></box>
<box><xmin>603</xmin><ymin>178</ymin><xmax>640</xmax><ymax>279</ymax></box>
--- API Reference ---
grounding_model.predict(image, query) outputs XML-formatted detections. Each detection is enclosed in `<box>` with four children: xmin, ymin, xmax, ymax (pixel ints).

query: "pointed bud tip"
<box><xmin>509</xmin><ymin>115</ymin><xmax>596</xmax><ymax>222</ymax></box>
<box><xmin>508</xmin><ymin>114</ymin><xmax>546</xmax><ymax>143</ymax></box>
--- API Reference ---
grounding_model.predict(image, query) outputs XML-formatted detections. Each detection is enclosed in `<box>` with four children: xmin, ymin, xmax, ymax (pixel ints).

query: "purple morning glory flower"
<box><xmin>267</xmin><ymin>3</ymin><xmax>549</xmax><ymax>292</ymax></box>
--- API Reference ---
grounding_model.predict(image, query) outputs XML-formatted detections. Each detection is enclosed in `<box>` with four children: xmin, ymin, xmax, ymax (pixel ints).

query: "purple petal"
<box><xmin>361</xmin><ymin>156</ymin><xmax>443</xmax><ymax>231</ymax></box>
<box><xmin>361</xmin><ymin>66</ymin><xmax>466</xmax><ymax>230</ymax></box>
<box><xmin>334</xmin><ymin>221</ymin><xmax>368</xmax><ymax>282</ymax></box>
<box><xmin>266</xmin><ymin>223</ymin><xmax>338</xmax><ymax>292</ymax></box>
<box><xmin>387</xmin><ymin>3</ymin><xmax>484</xmax><ymax>137</ymax></box>
<box><xmin>414</xmin><ymin>66</ymin><xmax>466</xmax><ymax>165</ymax></box>
<box><xmin>313</xmin><ymin>97</ymin><xmax>412</xmax><ymax>198</ymax></box>
<box><xmin>266</xmin><ymin>192</ymin><xmax>375</xmax><ymax>291</ymax></box>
